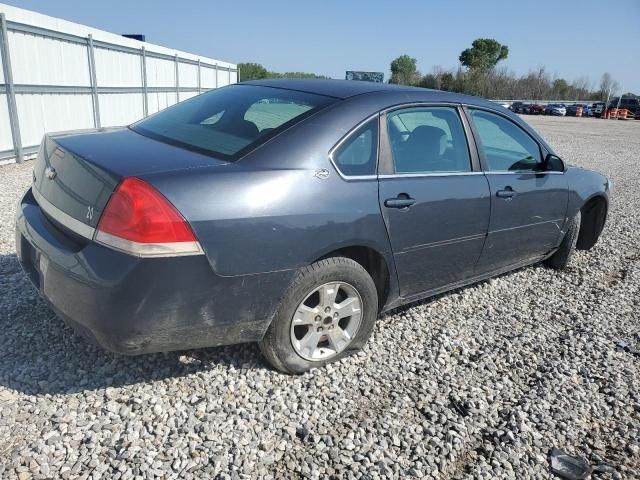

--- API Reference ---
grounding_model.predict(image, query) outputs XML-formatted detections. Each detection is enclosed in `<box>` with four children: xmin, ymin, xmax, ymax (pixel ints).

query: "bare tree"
<box><xmin>571</xmin><ymin>76</ymin><xmax>591</xmax><ymax>100</ymax></box>
<box><xmin>408</xmin><ymin>57</ymin><xmax>621</xmax><ymax>100</ymax></box>
<box><xmin>599</xmin><ymin>73</ymin><xmax>620</xmax><ymax>100</ymax></box>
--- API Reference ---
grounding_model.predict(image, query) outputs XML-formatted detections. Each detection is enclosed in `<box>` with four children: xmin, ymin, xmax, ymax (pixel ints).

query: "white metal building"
<box><xmin>0</xmin><ymin>3</ymin><xmax>238</xmax><ymax>163</ymax></box>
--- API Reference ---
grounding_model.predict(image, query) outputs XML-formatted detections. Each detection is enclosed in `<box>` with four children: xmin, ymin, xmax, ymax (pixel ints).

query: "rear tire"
<box><xmin>259</xmin><ymin>257</ymin><xmax>378</xmax><ymax>374</ymax></box>
<box><xmin>544</xmin><ymin>211</ymin><xmax>581</xmax><ymax>270</ymax></box>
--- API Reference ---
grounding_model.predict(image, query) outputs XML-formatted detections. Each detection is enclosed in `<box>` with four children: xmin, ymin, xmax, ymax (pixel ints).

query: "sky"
<box><xmin>4</xmin><ymin>0</ymin><xmax>640</xmax><ymax>92</ymax></box>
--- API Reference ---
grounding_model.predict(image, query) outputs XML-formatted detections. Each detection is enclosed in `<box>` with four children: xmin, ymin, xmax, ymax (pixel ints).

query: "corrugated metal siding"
<box><xmin>0</xmin><ymin>94</ymin><xmax>12</xmax><ymax>151</ymax></box>
<box><xmin>146</xmin><ymin>57</ymin><xmax>175</xmax><ymax>88</ymax></box>
<box><xmin>8</xmin><ymin>31</ymin><xmax>91</xmax><ymax>86</ymax></box>
<box><xmin>16</xmin><ymin>93</ymin><xmax>94</xmax><ymax>147</ymax></box>
<box><xmin>200</xmin><ymin>67</ymin><xmax>217</xmax><ymax>89</ymax></box>
<box><xmin>98</xmin><ymin>93</ymin><xmax>144</xmax><ymax>126</ymax></box>
<box><xmin>0</xmin><ymin>48</ymin><xmax>4</xmax><ymax>83</ymax></box>
<box><xmin>217</xmin><ymin>68</ymin><xmax>230</xmax><ymax>88</ymax></box>
<box><xmin>178</xmin><ymin>62</ymin><xmax>198</xmax><ymax>88</ymax></box>
<box><xmin>95</xmin><ymin>48</ymin><xmax>141</xmax><ymax>87</ymax></box>
<box><xmin>0</xmin><ymin>3</ymin><xmax>237</xmax><ymax>161</ymax></box>
<box><xmin>147</xmin><ymin>91</ymin><xmax>178</xmax><ymax>115</ymax></box>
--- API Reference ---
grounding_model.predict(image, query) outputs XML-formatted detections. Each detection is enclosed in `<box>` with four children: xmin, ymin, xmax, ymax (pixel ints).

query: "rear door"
<box><xmin>466</xmin><ymin>108</ymin><xmax>568</xmax><ymax>273</ymax></box>
<box><xmin>378</xmin><ymin>105</ymin><xmax>490</xmax><ymax>297</ymax></box>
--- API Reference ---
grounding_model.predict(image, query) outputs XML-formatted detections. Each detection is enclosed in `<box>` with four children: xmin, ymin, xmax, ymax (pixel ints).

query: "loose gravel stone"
<box><xmin>0</xmin><ymin>116</ymin><xmax>639</xmax><ymax>479</ymax></box>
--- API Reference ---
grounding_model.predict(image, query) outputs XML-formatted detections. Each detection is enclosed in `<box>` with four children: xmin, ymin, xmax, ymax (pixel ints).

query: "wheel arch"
<box><xmin>576</xmin><ymin>194</ymin><xmax>608</xmax><ymax>250</ymax></box>
<box><xmin>313</xmin><ymin>245</ymin><xmax>394</xmax><ymax>312</ymax></box>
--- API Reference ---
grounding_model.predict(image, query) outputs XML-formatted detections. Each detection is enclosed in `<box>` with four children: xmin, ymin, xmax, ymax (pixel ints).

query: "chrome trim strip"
<box><xmin>379</xmin><ymin>171</ymin><xmax>484</xmax><ymax>179</ymax></box>
<box><xmin>380</xmin><ymin>102</ymin><xmax>462</xmax><ymax>114</ymax></box>
<box><xmin>491</xmin><ymin>218</ymin><xmax>565</xmax><ymax>234</ymax></box>
<box><xmin>400</xmin><ymin>233</ymin><xmax>486</xmax><ymax>253</ymax></box>
<box><xmin>328</xmin><ymin>112</ymin><xmax>380</xmax><ymax>181</ymax></box>
<box><xmin>33</xmin><ymin>187</ymin><xmax>95</xmax><ymax>240</ymax></box>
<box><xmin>95</xmin><ymin>231</ymin><xmax>204</xmax><ymax>258</ymax></box>
<box><xmin>484</xmin><ymin>170</ymin><xmax>565</xmax><ymax>175</ymax></box>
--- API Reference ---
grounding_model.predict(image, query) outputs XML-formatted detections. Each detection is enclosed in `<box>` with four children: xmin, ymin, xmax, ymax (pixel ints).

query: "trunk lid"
<box><xmin>32</xmin><ymin>128</ymin><xmax>229</xmax><ymax>235</ymax></box>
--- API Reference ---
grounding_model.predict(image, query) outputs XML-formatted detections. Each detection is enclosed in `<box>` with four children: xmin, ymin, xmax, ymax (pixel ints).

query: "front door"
<box><xmin>466</xmin><ymin>108</ymin><xmax>569</xmax><ymax>273</ymax></box>
<box><xmin>378</xmin><ymin>106</ymin><xmax>491</xmax><ymax>297</ymax></box>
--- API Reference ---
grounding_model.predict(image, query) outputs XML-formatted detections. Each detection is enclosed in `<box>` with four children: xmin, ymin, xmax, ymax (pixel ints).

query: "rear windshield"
<box><xmin>131</xmin><ymin>85</ymin><xmax>337</xmax><ymax>160</ymax></box>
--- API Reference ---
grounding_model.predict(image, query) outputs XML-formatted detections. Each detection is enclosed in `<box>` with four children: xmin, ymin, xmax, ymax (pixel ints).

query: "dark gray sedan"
<box><xmin>15</xmin><ymin>79</ymin><xmax>610</xmax><ymax>373</ymax></box>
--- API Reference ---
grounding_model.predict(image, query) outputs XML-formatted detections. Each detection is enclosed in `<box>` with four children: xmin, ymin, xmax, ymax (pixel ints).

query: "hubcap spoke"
<box><xmin>299</xmin><ymin>330</ymin><xmax>321</xmax><ymax>356</ymax></box>
<box><xmin>292</xmin><ymin>305</ymin><xmax>318</xmax><ymax>326</ymax></box>
<box><xmin>334</xmin><ymin>297</ymin><xmax>361</xmax><ymax>319</ymax></box>
<box><xmin>327</xmin><ymin>327</ymin><xmax>351</xmax><ymax>352</ymax></box>
<box><xmin>318</xmin><ymin>283</ymin><xmax>340</xmax><ymax>308</ymax></box>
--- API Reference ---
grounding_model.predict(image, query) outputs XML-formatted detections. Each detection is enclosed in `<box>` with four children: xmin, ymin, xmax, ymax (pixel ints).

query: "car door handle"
<box><xmin>496</xmin><ymin>187</ymin><xmax>516</xmax><ymax>199</ymax></box>
<box><xmin>384</xmin><ymin>195</ymin><xmax>416</xmax><ymax>209</ymax></box>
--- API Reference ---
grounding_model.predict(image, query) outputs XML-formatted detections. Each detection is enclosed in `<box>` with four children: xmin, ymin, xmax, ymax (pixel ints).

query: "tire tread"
<box><xmin>544</xmin><ymin>211</ymin><xmax>581</xmax><ymax>270</ymax></box>
<box><xmin>259</xmin><ymin>256</ymin><xmax>377</xmax><ymax>374</ymax></box>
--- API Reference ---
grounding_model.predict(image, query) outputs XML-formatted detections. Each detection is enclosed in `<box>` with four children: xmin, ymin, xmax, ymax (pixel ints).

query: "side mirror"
<box><xmin>543</xmin><ymin>153</ymin><xmax>565</xmax><ymax>172</ymax></box>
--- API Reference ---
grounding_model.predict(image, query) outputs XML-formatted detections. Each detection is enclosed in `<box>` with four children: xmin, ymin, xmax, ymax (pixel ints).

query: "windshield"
<box><xmin>131</xmin><ymin>85</ymin><xmax>337</xmax><ymax>160</ymax></box>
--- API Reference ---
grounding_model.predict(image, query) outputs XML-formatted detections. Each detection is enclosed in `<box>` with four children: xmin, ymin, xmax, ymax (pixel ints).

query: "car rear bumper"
<box><xmin>15</xmin><ymin>188</ymin><xmax>291</xmax><ymax>355</ymax></box>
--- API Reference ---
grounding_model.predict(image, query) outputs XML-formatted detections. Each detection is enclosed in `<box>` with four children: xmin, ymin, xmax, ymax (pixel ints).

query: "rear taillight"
<box><xmin>95</xmin><ymin>177</ymin><xmax>203</xmax><ymax>257</ymax></box>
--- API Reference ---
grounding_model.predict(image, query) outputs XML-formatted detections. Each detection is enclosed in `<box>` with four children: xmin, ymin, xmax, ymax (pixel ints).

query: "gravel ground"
<box><xmin>0</xmin><ymin>116</ymin><xmax>639</xmax><ymax>479</ymax></box>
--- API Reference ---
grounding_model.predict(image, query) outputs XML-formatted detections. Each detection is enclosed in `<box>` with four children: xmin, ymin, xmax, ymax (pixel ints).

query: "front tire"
<box><xmin>259</xmin><ymin>257</ymin><xmax>378</xmax><ymax>374</ymax></box>
<box><xmin>544</xmin><ymin>211</ymin><xmax>581</xmax><ymax>270</ymax></box>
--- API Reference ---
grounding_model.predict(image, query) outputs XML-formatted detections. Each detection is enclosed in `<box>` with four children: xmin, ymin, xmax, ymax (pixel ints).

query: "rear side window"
<box><xmin>132</xmin><ymin>85</ymin><xmax>336</xmax><ymax>161</ymax></box>
<box><xmin>469</xmin><ymin>109</ymin><xmax>542</xmax><ymax>172</ymax></box>
<box><xmin>332</xmin><ymin>118</ymin><xmax>378</xmax><ymax>176</ymax></box>
<box><xmin>386</xmin><ymin>106</ymin><xmax>472</xmax><ymax>173</ymax></box>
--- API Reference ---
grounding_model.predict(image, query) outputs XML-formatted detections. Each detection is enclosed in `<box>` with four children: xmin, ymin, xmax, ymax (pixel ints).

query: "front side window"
<box><xmin>132</xmin><ymin>85</ymin><xmax>336</xmax><ymax>160</ymax></box>
<box><xmin>469</xmin><ymin>109</ymin><xmax>542</xmax><ymax>172</ymax></box>
<box><xmin>332</xmin><ymin>118</ymin><xmax>378</xmax><ymax>176</ymax></box>
<box><xmin>386</xmin><ymin>106</ymin><xmax>472</xmax><ymax>174</ymax></box>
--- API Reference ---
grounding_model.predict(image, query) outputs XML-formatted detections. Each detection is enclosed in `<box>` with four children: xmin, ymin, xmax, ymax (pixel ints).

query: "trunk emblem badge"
<box><xmin>45</xmin><ymin>167</ymin><xmax>57</xmax><ymax>180</ymax></box>
<box><xmin>86</xmin><ymin>206</ymin><xmax>94</xmax><ymax>221</ymax></box>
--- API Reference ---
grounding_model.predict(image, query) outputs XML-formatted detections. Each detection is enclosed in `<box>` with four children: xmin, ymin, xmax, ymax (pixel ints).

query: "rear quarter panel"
<box><xmin>145</xmin><ymin>166</ymin><xmax>392</xmax><ymax>278</ymax></box>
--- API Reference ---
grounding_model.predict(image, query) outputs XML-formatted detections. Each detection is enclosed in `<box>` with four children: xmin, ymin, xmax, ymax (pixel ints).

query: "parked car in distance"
<box><xmin>590</xmin><ymin>102</ymin><xmax>605</xmax><ymax>117</ymax></box>
<box><xmin>510</xmin><ymin>102</ymin><xmax>531</xmax><ymax>114</ymax></box>
<box><xmin>608</xmin><ymin>97</ymin><xmax>640</xmax><ymax>118</ymax></box>
<box><xmin>545</xmin><ymin>104</ymin><xmax>567</xmax><ymax>116</ymax></box>
<box><xmin>16</xmin><ymin>79</ymin><xmax>610</xmax><ymax>373</ymax></box>
<box><xmin>510</xmin><ymin>101</ymin><xmax>524</xmax><ymax>113</ymax></box>
<box><xmin>566</xmin><ymin>104</ymin><xmax>589</xmax><ymax>116</ymax></box>
<box><xmin>529</xmin><ymin>103</ymin><xmax>545</xmax><ymax>115</ymax></box>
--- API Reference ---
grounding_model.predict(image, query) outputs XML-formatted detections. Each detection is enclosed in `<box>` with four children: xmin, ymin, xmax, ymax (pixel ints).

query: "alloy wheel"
<box><xmin>289</xmin><ymin>282</ymin><xmax>363</xmax><ymax>361</ymax></box>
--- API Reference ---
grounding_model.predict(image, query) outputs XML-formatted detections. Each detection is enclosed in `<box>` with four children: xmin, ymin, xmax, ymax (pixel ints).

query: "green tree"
<box><xmin>238</xmin><ymin>63</ymin><xmax>268</xmax><ymax>81</ymax></box>
<box><xmin>417</xmin><ymin>71</ymin><xmax>456</xmax><ymax>91</ymax></box>
<box><xmin>440</xmin><ymin>72</ymin><xmax>456</xmax><ymax>91</ymax></box>
<box><xmin>239</xmin><ymin>63</ymin><xmax>328</xmax><ymax>81</ymax></box>
<box><xmin>276</xmin><ymin>71</ymin><xmax>329</xmax><ymax>79</ymax></box>
<box><xmin>418</xmin><ymin>74</ymin><xmax>439</xmax><ymax>89</ymax></box>
<box><xmin>459</xmin><ymin>38</ymin><xmax>509</xmax><ymax>73</ymax></box>
<box><xmin>390</xmin><ymin>55</ymin><xmax>418</xmax><ymax>85</ymax></box>
<box><xmin>552</xmin><ymin>78</ymin><xmax>570</xmax><ymax>99</ymax></box>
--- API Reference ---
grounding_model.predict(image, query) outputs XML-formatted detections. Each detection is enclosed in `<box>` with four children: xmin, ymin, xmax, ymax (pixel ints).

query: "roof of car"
<box><xmin>240</xmin><ymin>78</ymin><xmax>510</xmax><ymax>115</ymax></box>
<box><xmin>241</xmin><ymin>78</ymin><xmax>469</xmax><ymax>101</ymax></box>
